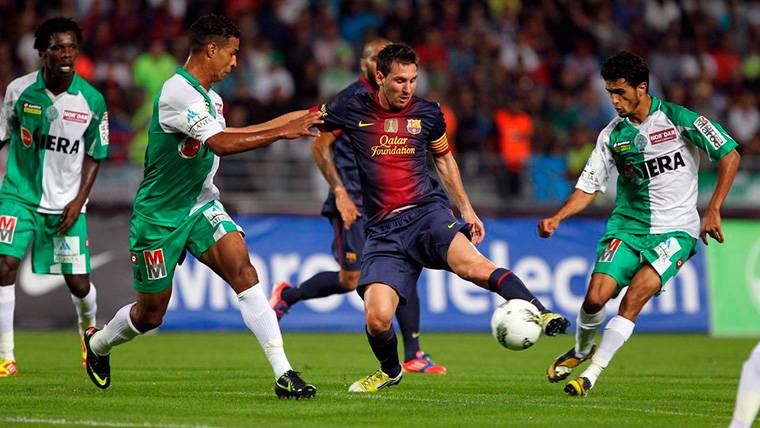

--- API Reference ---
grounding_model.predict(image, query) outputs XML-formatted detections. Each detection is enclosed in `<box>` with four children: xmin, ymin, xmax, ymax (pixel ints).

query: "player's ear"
<box><xmin>206</xmin><ymin>41</ymin><xmax>216</xmax><ymax>58</ymax></box>
<box><xmin>637</xmin><ymin>81</ymin><xmax>648</xmax><ymax>96</ymax></box>
<box><xmin>375</xmin><ymin>70</ymin><xmax>384</xmax><ymax>87</ymax></box>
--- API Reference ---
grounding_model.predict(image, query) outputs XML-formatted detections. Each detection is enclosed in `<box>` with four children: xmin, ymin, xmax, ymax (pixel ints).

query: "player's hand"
<box><xmin>281</xmin><ymin>112</ymin><xmax>323</xmax><ymax>139</ymax></box>
<box><xmin>700</xmin><ymin>208</ymin><xmax>724</xmax><ymax>245</ymax></box>
<box><xmin>58</xmin><ymin>197</ymin><xmax>85</xmax><ymax>234</ymax></box>
<box><xmin>538</xmin><ymin>217</ymin><xmax>560</xmax><ymax>238</ymax></box>
<box><xmin>336</xmin><ymin>188</ymin><xmax>361</xmax><ymax>229</ymax></box>
<box><xmin>462</xmin><ymin>209</ymin><xmax>485</xmax><ymax>244</ymax></box>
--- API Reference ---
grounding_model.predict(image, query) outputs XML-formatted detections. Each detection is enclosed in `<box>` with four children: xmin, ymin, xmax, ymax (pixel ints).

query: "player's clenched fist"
<box><xmin>538</xmin><ymin>217</ymin><xmax>560</xmax><ymax>238</ymax></box>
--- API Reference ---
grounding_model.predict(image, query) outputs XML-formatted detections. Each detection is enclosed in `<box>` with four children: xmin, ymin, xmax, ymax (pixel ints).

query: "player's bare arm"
<box><xmin>701</xmin><ymin>149</ymin><xmax>741</xmax><ymax>245</ymax></box>
<box><xmin>205</xmin><ymin>111</ymin><xmax>322</xmax><ymax>156</ymax></box>
<box><xmin>311</xmin><ymin>131</ymin><xmax>360</xmax><ymax>229</ymax></box>
<box><xmin>538</xmin><ymin>189</ymin><xmax>596</xmax><ymax>238</ymax></box>
<box><xmin>432</xmin><ymin>151</ymin><xmax>484</xmax><ymax>244</ymax></box>
<box><xmin>58</xmin><ymin>154</ymin><xmax>99</xmax><ymax>234</ymax></box>
<box><xmin>225</xmin><ymin>110</ymin><xmax>311</xmax><ymax>133</ymax></box>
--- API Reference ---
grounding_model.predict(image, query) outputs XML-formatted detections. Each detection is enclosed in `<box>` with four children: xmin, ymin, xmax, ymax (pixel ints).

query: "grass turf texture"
<box><xmin>0</xmin><ymin>332</ymin><xmax>753</xmax><ymax>427</ymax></box>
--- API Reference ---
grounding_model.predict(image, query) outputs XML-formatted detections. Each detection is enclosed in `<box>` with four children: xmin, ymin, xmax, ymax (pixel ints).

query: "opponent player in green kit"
<box><xmin>0</xmin><ymin>17</ymin><xmax>108</xmax><ymax>376</ymax></box>
<box><xmin>539</xmin><ymin>52</ymin><xmax>741</xmax><ymax>396</ymax></box>
<box><xmin>82</xmin><ymin>14</ymin><xmax>322</xmax><ymax>399</ymax></box>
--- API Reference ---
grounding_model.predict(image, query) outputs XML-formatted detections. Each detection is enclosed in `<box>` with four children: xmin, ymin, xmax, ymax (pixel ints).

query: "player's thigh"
<box><xmin>358</xmin><ymin>233</ymin><xmax>421</xmax><ymax>306</ymax></box>
<box><xmin>446</xmin><ymin>232</ymin><xmax>495</xmax><ymax>283</ymax></box>
<box><xmin>331</xmin><ymin>216</ymin><xmax>364</xmax><ymax>272</ymax></box>
<box><xmin>640</xmin><ymin>233</ymin><xmax>697</xmax><ymax>290</ymax></box>
<box><xmin>33</xmin><ymin>213</ymin><xmax>90</xmax><ymax>275</ymax></box>
<box><xmin>129</xmin><ymin>217</ymin><xmax>186</xmax><ymax>295</ymax></box>
<box><xmin>0</xmin><ymin>201</ymin><xmax>36</xmax><ymax>269</ymax></box>
<box><xmin>592</xmin><ymin>235</ymin><xmax>641</xmax><ymax>297</ymax></box>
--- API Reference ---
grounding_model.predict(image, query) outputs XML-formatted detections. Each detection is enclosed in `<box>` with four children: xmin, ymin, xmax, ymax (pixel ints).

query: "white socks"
<box><xmin>91</xmin><ymin>303</ymin><xmax>141</xmax><ymax>356</ymax></box>
<box><xmin>0</xmin><ymin>285</ymin><xmax>14</xmax><ymax>361</ymax></box>
<box><xmin>575</xmin><ymin>306</ymin><xmax>605</xmax><ymax>358</ymax></box>
<box><xmin>238</xmin><ymin>285</ymin><xmax>292</xmax><ymax>378</ymax></box>
<box><xmin>71</xmin><ymin>284</ymin><xmax>97</xmax><ymax>335</ymax></box>
<box><xmin>581</xmin><ymin>315</ymin><xmax>635</xmax><ymax>386</ymax></box>
<box><xmin>730</xmin><ymin>343</ymin><xmax>760</xmax><ymax>428</ymax></box>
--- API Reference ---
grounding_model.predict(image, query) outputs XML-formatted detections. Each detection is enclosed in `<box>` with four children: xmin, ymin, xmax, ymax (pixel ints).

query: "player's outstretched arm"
<box><xmin>538</xmin><ymin>189</ymin><xmax>596</xmax><ymax>238</ymax></box>
<box><xmin>433</xmin><ymin>152</ymin><xmax>485</xmax><ymax>244</ymax></box>
<box><xmin>225</xmin><ymin>110</ymin><xmax>311</xmax><ymax>134</ymax></box>
<box><xmin>58</xmin><ymin>154</ymin><xmax>100</xmax><ymax>234</ymax></box>
<box><xmin>311</xmin><ymin>131</ymin><xmax>360</xmax><ymax>229</ymax></box>
<box><xmin>205</xmin><ymin>111</ymin><xmax>322</xmax><ymax>156</ymax></box>
<box><xmin>700</xmin><ymin>149</ymin><xmax>741</xmax><ymax>245</ymax></box>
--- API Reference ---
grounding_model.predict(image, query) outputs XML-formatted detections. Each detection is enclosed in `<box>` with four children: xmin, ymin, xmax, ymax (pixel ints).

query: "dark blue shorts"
<box><xmin>328</xmin><ymin>215</ymin><xmax>365</xmax><ymax>271</ymax></box>
<box><xmin>357</xmin><ymin>203</ymin><xmax>467</xmax><ymax>305</ymax></box>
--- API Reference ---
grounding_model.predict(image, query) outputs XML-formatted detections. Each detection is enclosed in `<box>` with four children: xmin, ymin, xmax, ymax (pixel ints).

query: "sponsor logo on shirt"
<box><xmin>22</xmin><ymin>103</ymin><xmax>42</xmax><ymax>115</ymax></box>
<box><xmin>203</xmin><ymin>202</ymin><xmax>231</xmax><ymax>227</ymax></box>
<box><xmin>0</xmin><ymin>216</ymin><xmax>17</xmax><ymax>244</ymax></box>
<box><xmin>371</xmin><ymin>135</ymin><xmax>415</xmax><ymax>157</ymax></box>
<box><xmin>406</xmin><ymin>119</ymin><xmax>422</xmax><ymax>135</ymax></box>
<box><xmin>20</xmin><ymin>127</ymin><xmax>33</xmax><ymax>148</ymax></box>
<box><xmin>612</xmin><ymin>140</ymin><xmax>632</xmax><ymax>152</ymax></box>
<box><xmin>649</xmin><ymin>128</ymin><xmax>677</xmax><ymax>145</ymax></box>
<box><xmin>99</xmin><ymin>112</ymin><xmax>109</xmax><ymax>145</ymax></box>
<box><xmin>654</xmin><ymin>237</ymin><xmax>682</xmax><ymax>261</ymax></box>
<box><xmin>693</xmin><ymin>116</ymin><xmax>726</xmax><ymax>150</ymax></box>
<box><xmin>62</xmin><ymin>109</ymin><xmax>89</xmax><ymax>124</ymax></box>
<box><xmin>183</xmin><ymin>103</ymin><xmax>214</xmax><ymax>139</ymax></box>
<box><xmin>384</xmin><ymin>119</ymin><xmax>398</xmax><ymax>133</ymax></box>
<box><xmin>598</xmin><ymin>239</ymin><xmax>621</xmax><ymax>263</ymax></box>
<box><xmin>144</xmin><ymin>249</ymin><xmax>168</xmax><ymax>280</ymax></box>
<box><xmin>625</xmin><ymin>151</ymin><xmax>686</xmax><ymax>181</ymax></box>
<box><xmin>53</xmin><ymin>236</ymin><xmax>82</xmax><ymax>264</ymax></box>
<box><xmin>39</xmin><ymin>134</ymin><xmax>80</xmax><ymax>154</ymax></box>
<box><xmin>178</xmin><ymin>137</ymin><xmax>202</xmax><ymax>158</ymax></box>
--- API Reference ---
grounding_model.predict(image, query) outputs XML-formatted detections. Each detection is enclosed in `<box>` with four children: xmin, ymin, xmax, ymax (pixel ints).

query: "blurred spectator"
<box><xmin>132</xmin><ymin>39</ymin><xmax>177</xmax><ymax>101</ymax></box>
<box><xmin>728</xmin><ymin>93</ymin><xmax>759</xmax><ymax>146</ymax></box>
<box><xmin>493</xmin><ymin>100</ymin><xmax>533</xmax><ymax>197</ymax></box>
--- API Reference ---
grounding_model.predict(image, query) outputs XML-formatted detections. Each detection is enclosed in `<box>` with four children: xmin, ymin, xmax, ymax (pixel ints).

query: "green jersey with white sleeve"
<box><xmin>0</xmin><ymin>70</ymin><xmax>109</xmax><ymax>213</ymax></box>
<box><xmin>577</xmin><ymin>96</ymin><xmax>738</xmax><ymax>239</ymax></box>
<box><xmin>131</xmin><ymin>67</ymin><xmax>226</xmax><ymax>227</ymax></box>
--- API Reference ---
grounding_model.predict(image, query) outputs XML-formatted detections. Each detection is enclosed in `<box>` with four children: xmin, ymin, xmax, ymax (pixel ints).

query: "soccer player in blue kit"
<box><xmin>317</xmin><ymin>43</ymin><xmax>570</xmax><ymax>392</ymax></box>
<box><xmin>270</xmin><ymin>38</ymin><xmax>446</xmax><ymax>374</ymax></box>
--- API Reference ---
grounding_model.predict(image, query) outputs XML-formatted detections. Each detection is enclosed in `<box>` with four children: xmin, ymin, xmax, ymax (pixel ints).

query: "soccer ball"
<box><xmin>490</xmin><ymin>299</ymin><xmax>542</xmax><ymax>351</ymax></box>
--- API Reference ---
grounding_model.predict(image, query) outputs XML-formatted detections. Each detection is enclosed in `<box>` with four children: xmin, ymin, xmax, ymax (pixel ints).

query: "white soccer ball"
<box><xmin>490</xmin><ymin>299</ymin><xmax>542</xmax><ymax>351</ymax></box>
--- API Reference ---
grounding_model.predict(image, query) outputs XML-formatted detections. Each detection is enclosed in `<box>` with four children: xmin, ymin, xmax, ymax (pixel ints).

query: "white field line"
<box><xmin>1</xmin><ymin>416</ymin><xmax>220</xmax><ymax>428</ymax></box>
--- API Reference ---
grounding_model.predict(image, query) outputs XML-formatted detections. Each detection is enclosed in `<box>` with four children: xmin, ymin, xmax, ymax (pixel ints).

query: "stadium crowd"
<box><xmin>0</xmin><ymin>0</ymin><xmax>758</xmax><ymax>203</ymax></box>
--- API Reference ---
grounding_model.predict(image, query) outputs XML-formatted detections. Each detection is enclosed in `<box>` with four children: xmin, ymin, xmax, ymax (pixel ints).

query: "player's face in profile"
<box><xmin>605</xmin><ymin>78</ymin><xmax>645</xmax><ymax>118</ymax></box>
<box><xmin>361</xmin><ymin>42</ymin><xmax>389</xmax><ymax>85</ymax></box>
<box><xmin>210</xmin><ymin>37</ymin><xmax>239</xmax><ymax>82</ymax></box>
<box><xmin>42</xmin><ymin>32</ymin><xmax>79</xmax><ymax>78</ymax></box>
<box><xmin>378</xmin><ymin>61</ymin><xmax>417</xmax><ymax>110</ymax></box>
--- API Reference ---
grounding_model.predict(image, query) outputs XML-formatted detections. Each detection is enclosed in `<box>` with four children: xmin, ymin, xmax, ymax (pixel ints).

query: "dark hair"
<box><xmin>601</xmin><ymin>51</ymin><xmax>649</xmax><ymax>88</ymax></box>
<box><xmin>188</xmin><ymin>14</ymin><xmax>240</xmax><ymax>53</ymax></box>
<box><xmin>376</xmin><ymin>43</ymin><xmax>418</xmax><ymax>76</ymax></box>
<box><xmin>34</xmin><ymin>17</ymin><xmax>82</xmax><ymax>53</ymax></box>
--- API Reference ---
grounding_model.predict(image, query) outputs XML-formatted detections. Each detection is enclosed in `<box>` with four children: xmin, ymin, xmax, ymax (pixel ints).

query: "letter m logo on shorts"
<box><xmin>598</xmin><ymin>239</ymin><xmax>622</xmax><ymax>263</ymax></box>
<box><xmin>0</xmin><ymin>216</ymin><xmax>17</xmax><ymax>244</ymax></box>
<box><xmin>143</xmin><ymin>249</ymin><xmax>168</xmax><ymax>280</ymax></box>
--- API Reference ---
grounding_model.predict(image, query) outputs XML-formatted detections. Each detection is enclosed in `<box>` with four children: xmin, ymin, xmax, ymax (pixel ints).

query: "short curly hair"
<box><xmin>601</xmin><ymin>51</ymin><xmax>649</xmax><ymax>88</ymax></box>
<box><xmin>376</xmin><ymin>43</ymin><xmax>418</xmax><ymax>76</ymax></box>
<box><xmin>34</xmin><ymin>17</ymin><xmax>82</xmax><ymax>53</ymax></box>
<box><xmin>188</xmin><ymin>14</ymin><xmax>240</xmax><ymax>53</ymax></box>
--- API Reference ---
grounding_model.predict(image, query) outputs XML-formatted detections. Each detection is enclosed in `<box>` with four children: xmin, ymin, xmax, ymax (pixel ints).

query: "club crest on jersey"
<box><xmin>634</xmin><ymin>134</ymin><xmax>648</xmax><ymax>150</ymax></box>
<box><xmin>22</xmin><ymin>102</ymin><xmax>42</xmax><ymax>115</ymax></box>
<box><xmin>598</xmin><ymin>239</ymin><xmax>621</xmax><ymax>263</ymax></box>
<box><xmin>45</xmin><ymin>105</ymin><xmax>59</xmax><ymax>121</ymax></box>
<box><xmin>63</xmin><ymin>109</ymin><xmax>89</xmax><ymax>124</ymax></box>
<box><xmin>384</xmin><ymin>119</ymin><xmax>398</xmax><ymax>133</ymax></box>
<box><xmin>0</xmin><ymin>216</ymin><xmax>17</xmax><ymax>244</ymax></box>
<box><xmin>179</xmin><ymin>137</ymin><xmax>202</xmax><ymax>158</ymax></box>
<box><xmin>143</xmin><ymin>249</ymin><xmax>168</xmax><ymax>280</ymax></box>
<box><xmin>406</xmin><ymin>119</ymin><xmax>421</xmax><ymax>135</ymax></box>
<box><xmin>649</xmin><ymin>128</ymin><xmax>677</xmax><ymax>145</ymax></box>
<box><xmin>53</xmin><ymin>237</ymin><xmax>82</xmax><ymax>264</ymax></box>
<box><xmin>20</xmin><ymin>127</ymin><xmax>33</xmax><ymax>148</ymax></box>
<box><xmin>346</xmin><ymin>252</ymin><xmax>358</xmax><ymax>264</ymax></box>
<box><xmin>130</xmin><ymin>253</ymin><xmax>138</xmax><ymax>264</ymax></box>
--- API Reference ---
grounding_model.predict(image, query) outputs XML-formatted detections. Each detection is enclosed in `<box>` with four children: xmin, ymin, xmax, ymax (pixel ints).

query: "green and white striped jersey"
<box><xmin>132</xmin><ymin>67</ymin><xmax>225</xmax><ymax>227</ymax></box>
<box><xmin>0</xmin><ymin>70</ymin><xmax>109</xmax><ymax>214</ymax></box>
<box><xmin>577</xmin><ymin>96</ymin><xmax>738</xmax><ymax>238</ymax></box>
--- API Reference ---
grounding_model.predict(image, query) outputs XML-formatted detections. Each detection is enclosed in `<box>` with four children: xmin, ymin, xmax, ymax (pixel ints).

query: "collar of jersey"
<box><xmin>33</xmin><ymin>68</ymin><xmax>80</xmax><ymax>95</ymax></box>
<box><xmin>624</xmin><ymin>95</ymin><xmax>662</xmax><ymax>128</ymax></box>
<box><xmin>175</xmin><ymin>66</ymin><xmax>217</xmax><ymax>116</ymax></box>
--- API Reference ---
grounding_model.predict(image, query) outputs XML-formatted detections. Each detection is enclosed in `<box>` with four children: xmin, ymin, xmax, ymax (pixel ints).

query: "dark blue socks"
<box><xmin>488</xmin><ymin>268</ymin><xmax>547</xmax><ymax>313</ymax></box>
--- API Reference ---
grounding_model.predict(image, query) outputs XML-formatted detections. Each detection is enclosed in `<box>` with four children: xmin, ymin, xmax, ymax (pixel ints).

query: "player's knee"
<box><xmin>339</xmin><ymin>271</ymin><xmax>359</xmax><ymax>291</ymax></box>
<box><xmin>454</xmin><ymin>258</ymin><xmax>493</xmax><ymax>284</ymax></box>
<box><xmin>231</xmin><ymin>263</ymin><xmax>259</xmax><ymax>288</ymax></box>
<box><xmin>0</xmin><ymin>256</ymin><xmax>20</xmax><ymax>284</ymax></box>
<box><xmin>64</xmin><ymin>275</ymin><xmax>90</xmax><ymax>298</ymax></box>
<box><xmin>583</xmin><ymin>292</ymin><xmax>607</xmax><ymax>314</ymax></box>
<box><xmin>132</xmin><ymin>308</ymin><xmax>164</xmax><ymax>332</ymax></box>
<box><xmin>365</xmin><ymin>311</ymin><xmax>393</xmax><ymax>335</ymax></box>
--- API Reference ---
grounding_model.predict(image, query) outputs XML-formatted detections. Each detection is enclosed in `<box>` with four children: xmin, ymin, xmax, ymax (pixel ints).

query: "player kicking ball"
<box><xmin>539</xmin><ymin>52</ymin><xmax>740</xmax><ymax>396</ymax></box>
<box><xmin>318</xmin><ymin>44</ymin><xmax>569</xmax><ymax>393</ymax></box>
<box><xmin>82</xmin><ymin>14</ymin><xmax>322</xmax><ymax>399</ymax></box>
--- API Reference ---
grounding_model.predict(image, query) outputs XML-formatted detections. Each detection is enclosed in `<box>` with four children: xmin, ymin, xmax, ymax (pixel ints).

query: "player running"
<box><xmin>0</xmin><ymin>17</ymin><xmax>108</xmax><ymax>376</ymax></box>
<box><xmin>317</xmin><ymin>43</ymin><xmax>569</xmax><ymax>393</ymax></box>
<box><xmin>539</xmin><ymin>52</ymin><xmax>740</xmax><ymax>396</ymax></box>
<box><xmin>269</xmin><ymin>38</ymin><xmax>446</xmax><ymax>374</ymax></box>
<box><xmin>82</xmin><ymin>14</ymin><xmax>321</xmax><ymax>399</ymax></box>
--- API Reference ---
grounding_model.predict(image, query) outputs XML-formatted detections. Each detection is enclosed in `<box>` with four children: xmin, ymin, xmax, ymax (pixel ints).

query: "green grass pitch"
<box><xmin>0</xmin><ymin>331</ymin><xmax>754</xmax><ymax>427</ymax></box>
